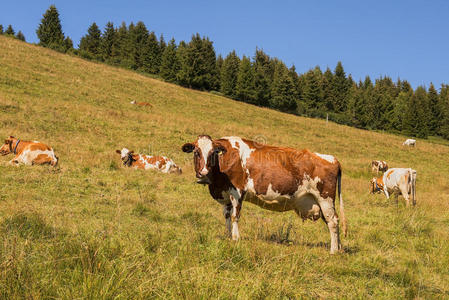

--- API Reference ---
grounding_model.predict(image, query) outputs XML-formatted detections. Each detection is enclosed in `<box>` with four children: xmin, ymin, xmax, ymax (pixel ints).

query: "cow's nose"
<box><xmin>200</xmin><ymin>169</ymin><xmax>208</xmax><ymax>176</ymax></box>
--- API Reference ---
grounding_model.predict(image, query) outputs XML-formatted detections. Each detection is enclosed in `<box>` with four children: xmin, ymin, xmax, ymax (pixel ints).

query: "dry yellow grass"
<box><xmin>1</xmin><ymin>35</ymin><xmax>449</xmax><ymax>298</ymax></box>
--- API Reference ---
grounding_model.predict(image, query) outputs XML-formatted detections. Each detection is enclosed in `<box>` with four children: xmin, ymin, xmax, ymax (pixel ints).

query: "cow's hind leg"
<box><xmin>318</xmin><ymin>197</ymin><xmax>341</xmax><ymax>254</ymax></box>
<box><xmin>400</xmin><ymin>186</ymin><xmax>410</xmax><ymax>207</ymax></box>
<box><xmin>32</xmin><ymin>154</ymin><xmax>52</xmax><ymax>165</ymax></box>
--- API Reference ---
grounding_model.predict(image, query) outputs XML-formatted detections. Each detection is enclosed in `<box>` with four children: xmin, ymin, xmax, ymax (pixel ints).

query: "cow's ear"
<box><xmin>116</xmin><ymin>150</ymin><xmax>121</xmax><ymax>154</ymax></box>
<box><xmin>182</xmin><ymin>143</ymin><xmax>195</xmax><ymax>153</ymax></box>
<box><xmin>129</xmin><ymin>150</ymin><xmax>134</xmax><ymax>155</ymax></box>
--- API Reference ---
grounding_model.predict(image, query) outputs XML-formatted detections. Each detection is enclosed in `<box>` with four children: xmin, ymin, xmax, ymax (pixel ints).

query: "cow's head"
<box><xmin>0</xmin><ymin>136</ymin><xmax>15</xmax><ymax>156</ymax></box>
<box><xmin>182</xmin><ymin>135</ymin><xmax>242</xmax><ymax>185</ymax></box>
<box><xmin>116</xmin><ymin>148</ymin><xmax>135</xmax><ymax>166</ymax></box>
<box><xmin>369</xmin><ymin>177</ymin><xmax>383</xmax><ymax>194</ymax></box>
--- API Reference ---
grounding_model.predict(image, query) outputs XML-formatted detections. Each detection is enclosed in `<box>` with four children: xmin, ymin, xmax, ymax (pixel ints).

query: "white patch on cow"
<box><xmin>16</xmin><ymin>148</ymin><xmax>56</xmax><ymax>165</ymax></box>
<box><xmin>264</xmin><ymin>183</ymin><xmax>282</xmax><ymax>200</ymax></box>
<box><xmin>223</xmin><ymin>136</ymin><xmax>255</xmax><ymax>168</ymax></box>
<box><xmin>314</xmin><ymin>152</ymin><xmax>335</xmax><ymax>163</ymax></box>
<box><xmin>197</xmin><ymin>136</ymin><xmax>213</xmax><ymax>174</ymax></box>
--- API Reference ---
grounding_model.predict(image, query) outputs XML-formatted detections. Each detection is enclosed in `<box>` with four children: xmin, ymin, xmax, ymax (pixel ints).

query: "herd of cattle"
<box><xmin>0</xmin><ymin>135</ymin><xmax>417</xmax><ymax>254</ymax></box>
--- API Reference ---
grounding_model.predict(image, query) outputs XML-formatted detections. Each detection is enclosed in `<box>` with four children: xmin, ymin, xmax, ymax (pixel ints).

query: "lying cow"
<box><xmin>182</xmin><ymin>135</ymin><xmax>347</xmax><ymax>254</ymax></box>
<box><xmin>371</xmin><ymin>160</ymin><xmax>388</xmax><ymax>175</ymax></box>
<box><xmin>370</xmin><ymin>168</ymin><xmax>417</xmax><ymax>206</ymax></box>
<box><xmin>116</xmin><ymin>148</ymin><xmax>181</xmax><ymax>174</ymax></box>
<box><xmin>130</xmin><ymin>100</ymin><xmax>152</xmax><ymax>107</ymax></box>
<box><xmin>402</xmin><ymin>139</ymin><xmax>416</xmax><ymax>147</ymax></box>
<box><xmin>0</xmin><ymin>136</ymin><xmax>58</xmax><ymax>166</ymax></box>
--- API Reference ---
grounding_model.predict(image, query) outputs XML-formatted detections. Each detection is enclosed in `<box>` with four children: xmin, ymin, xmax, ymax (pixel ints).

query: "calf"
<box><xmin>371</xmin><ymin>160</ymin><xmax>388</xmax><ymax>175</ymax></box>
<box><xmin>130</xmin><ymin>100</ymin><xmax>152</xmax><ymax>107</ymax></box>
<box><xmin>116</xmin><ymin>148</ymin><xmax>181</xmax><ymax>174</ymax></box>
<box><xmin>402</xmin><ymin>139</ymin><xmax>416</xmax><ymax>147</ymax></box>
<box><xmin>0</xmin><ymin>136</ymin><xmax>58</xmax><ymax>166</ymax></box>
<box><xmin>182</xmin><ymin>135</ymin><xmax>347</xmax><ymax>254</ymax></box>
<box><xmin>370</xmin><ymin>168</ymin><xmax>417</xmax><ymax>206</ymax></box>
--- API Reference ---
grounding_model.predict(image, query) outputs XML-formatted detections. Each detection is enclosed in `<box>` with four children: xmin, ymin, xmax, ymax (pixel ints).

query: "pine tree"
<box><xmin>79</xmin><ymin>22</ymin><xmax>102</xmax><ymax>60</ymax></box>
<box><xmin>143</xmin><ymin>31</ymin><xmax>161</xmax><ymax>74</ymax></box>
<box><xmin>403</xmin><ymin>86</ymin><xmax>430</xmax><ymax>138</ymax></box>
<box><xmin>159</xmin><ymin>38</ymin><xmax>180</xmax><ymax>83</ymax></box>
<box><xmin>129</xmin><ymin>21</ymin><xmax>150</xmax><ymax>70</ymax></box>
<box><xmin>322</xmin><ymin>67</ymin><xmax>334</xmax><ymax>111</ymax></box>
<box><xmin>302</xmin><ymin>69</ymin><xmax>321</xmax><ymax>113</ymax></box>
<box><xmin>36</xmin><ymin>5</ymin><xmax>65</xmax><ymax>51</ymax></box>
<box><xmin>253</xmin><ymin>49</ymin><xmax>274</xmax><ymax>107</ymax></box>
<box><xmin>15</xmin><ymin>31</ymin><xmax>25</xmax><ymax>41</ymax></box>
<box><xmin>427</xmin><ymin>83</ymin><xmax>440</xmax><ymax>134</ymax></box>
<box><xmin>235</xmin><ymin>56</ymin><xmax>256</xmax><ymax>103</ymax></box>
<box><xmin>438</xmin><ymin>84</ymin><xmax>449</xmax><ymax>138</ymax></box>
<box><xmin>269</xmin><ymin>62</ymin><xmax>297</xmax><ymax>112</ymax></box>
<box><xmin>101</xmin><ymin>22</ymin><xmax>117</xmax><ymax>62</ymax></box>
<box><xmin>216</xmin><ymin>54</ymin><xmax>223</xmax><ymax>89</ymax></box>
<box><xmin>115</xmin><ymin>22</ymin><xmax>133</xmax><ymax>68</ymax></box>
<box><xmin>332</xmin><ymin>61</ymin><xmax>350</xmax><ymax>112</ymax></box>
<box><xmin>177</xmin><ymin>34</ymin><xmax>217</xmax><ymax>90</ymax></box>
<box><xmin>159</xmin><ymin>34</ymin><xmax>166</xmax><ymax>54</ymax></box>
<box><xmin>5</xmin><ymin>25</ymin><xmax>15</xmax><ymax>36</ymax></box>
<box><xmin>0</xmin><ymin>25</ymin><xmax>3</xmax><ymax>34</ymax></box>
<box><xmin>63</xmin><ymin>36</ymin><xmax>73</xmax><ymax>52</ymax></box>
<box><xmin>220</xmin><ymin>50</ymin><xmax>240</xmax><ymax>98</ymax></box>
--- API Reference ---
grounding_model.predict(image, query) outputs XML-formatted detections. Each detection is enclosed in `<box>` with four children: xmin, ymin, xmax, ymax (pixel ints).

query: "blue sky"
<box><xmin>1</xmin><ymin>0</ymin><xmax>448</xmax><ymax>88</ymax></box>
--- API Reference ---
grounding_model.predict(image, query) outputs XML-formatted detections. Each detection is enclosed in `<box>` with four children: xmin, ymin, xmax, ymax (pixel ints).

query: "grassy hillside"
<box><xmin>1</xmin><ymin>36</ymin><xmax>449</xmax><ymax>299</ymax></box>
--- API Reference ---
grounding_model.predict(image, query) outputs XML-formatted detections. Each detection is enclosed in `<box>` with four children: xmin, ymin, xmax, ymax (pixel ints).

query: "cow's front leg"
<box><xmin>230</xmin><ymin>194</ymin><xmax>242</xmax><ymax>241</ymax></box>
<box><xmin>222</xmin><ymin>203</ymin><xmax>232</xmax><ymax>237</ymax></box>
<box><xmin>383</xmin><ymin>188</ymin><xmax>390</xmax><ymax>199</ymax></box>
<box><xmin>399</xmin><ymin>187</ymin><xmax>410</xmax><ymax>207</ymax></box>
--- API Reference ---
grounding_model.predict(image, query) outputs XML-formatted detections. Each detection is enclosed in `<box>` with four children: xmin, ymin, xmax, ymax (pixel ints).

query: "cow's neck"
<box><xmin>11</xmin><ymin>139</ymin><xmax>23</xmax><ymax>155</ymax></box>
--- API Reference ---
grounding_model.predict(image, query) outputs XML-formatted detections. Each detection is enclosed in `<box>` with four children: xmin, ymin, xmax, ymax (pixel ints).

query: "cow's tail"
<box><xmin>409</xmin><ymin>169</ymin><xmax>417</xmax><ymax>206</ymax></box>
<box><xmin>337</xmin><ymin>168</ymin><xmax>348</xmax><ymax>237</ymax></box>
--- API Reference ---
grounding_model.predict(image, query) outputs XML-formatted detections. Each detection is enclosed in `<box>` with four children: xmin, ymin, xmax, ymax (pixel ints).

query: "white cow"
<box><xmin>370</xmin><ymin>168</ymin><xmax>417</xmax><ymax>206</ymax></box>
<box><xmin>402</xmin><ymin>139</ymin><xmax>416</xmax><ymax>147</ymax></box>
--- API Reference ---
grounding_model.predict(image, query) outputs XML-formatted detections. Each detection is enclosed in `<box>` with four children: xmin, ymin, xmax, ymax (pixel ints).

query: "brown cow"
<box><xmin>182</xmin><ymin>135</ymin><xmax>347</xmax><ymax>254</ymax></box>
<box><xmin>0</xmin><ymin>136</ymin><xmax>58</xmax><ymax>166</ymax></box>
<box><xmin>116</xmin><ymin>148</ymin><xmax>182</xmax><ymax>174</ymax></box>
<box><xmin>130</xmin><ymin>100</ymin><xmax>152</xmax><ymax>107</ymax></box>
<box><xmin>371</xmin><ymin>160</ymin><xmax>388</xmax><ymax>175</ymax></box>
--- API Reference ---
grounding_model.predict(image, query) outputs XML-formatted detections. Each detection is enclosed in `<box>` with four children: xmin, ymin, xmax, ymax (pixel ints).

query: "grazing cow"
<box><xmin>116</xmin><ymin>148</ymin><xmax>181</xmax><ymax>174</ymax></box>
<box><xmin>182</xmin><ymin>135</ymin><xmax>347</xmax><ymax>254</ymax></box>
<box><xmin>130</xmin><ymin>100</ymin><xmax>152</xmax><ymax>107</ymax></box>
<box><xmin>370</xmin><ymin>168</ymin><xmax>417</xmax><ymax>206</ymax></box>
<box><xmin>0</xmin><ymin>136</ymin><xmax>58</xmax><ymax>166</ymax></box>
<box><xmin>371</xmin><ymin>160</ymin><xmax>388</xmax><ymax>175</ymax></box>
<box><xmin>402</xmin><ymin>139</ymin><xmax>416</xmax><ymax>147</ymax></box>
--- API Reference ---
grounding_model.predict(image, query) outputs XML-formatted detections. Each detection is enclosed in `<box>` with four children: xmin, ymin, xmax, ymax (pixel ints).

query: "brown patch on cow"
<box><xmin>32</xmin><ymin>154</ymin><xmax>52</xmax><ymax>165</ymax></box>
<box><xmin>386</xmin><ymin>170</ymin><xmax>393</xmax><ymax>179</ymax></box>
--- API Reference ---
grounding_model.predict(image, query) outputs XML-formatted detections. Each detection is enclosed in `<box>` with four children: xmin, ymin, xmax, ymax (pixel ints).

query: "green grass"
<box><xmin>1</xmin><ymin>36</ymin><xmax>449</xmax><ymax>298</ymax></box>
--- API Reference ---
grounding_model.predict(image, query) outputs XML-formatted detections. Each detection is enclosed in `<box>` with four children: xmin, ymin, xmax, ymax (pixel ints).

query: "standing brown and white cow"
<box><xmin>370</xmin><ymin>168</ymin><xmax>417</xmax><ymax>206</ymax></box>
<box><xmin>371</xmin><ymin>160</ymin><xmax>388</xmax><ymax>175</ymax></box>
<box><xmin>0</xmin><ymin>136</ymin><xmax>58</xmax><ymax>166</ymax></box>
<box><xmin>182</xmin><ymin>135</ymin><xmax>347</xmax><ymax>254</ymax></box>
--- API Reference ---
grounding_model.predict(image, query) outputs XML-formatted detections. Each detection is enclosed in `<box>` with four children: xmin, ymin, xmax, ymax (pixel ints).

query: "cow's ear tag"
<box><xmin>218</xmin><ymin>150</ymin><xmax>223</xmax><ymax>155</ymax></box>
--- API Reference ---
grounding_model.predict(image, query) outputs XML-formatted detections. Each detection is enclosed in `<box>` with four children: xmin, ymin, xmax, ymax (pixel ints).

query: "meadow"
<box><xmin>1</xmin><ymin>36</ymin><xmax>449</xmax><ymax>299</ymax></box>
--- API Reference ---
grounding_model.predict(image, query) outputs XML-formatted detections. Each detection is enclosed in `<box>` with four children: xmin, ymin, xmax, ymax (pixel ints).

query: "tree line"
<box><xmin>0</xmin><ymin>24</ymin><xmax>26</xmax><ymax>41</ymax></box>
<box><xmin>8</xmin><ymin>5</ymin><xmax>449</xmax><ymax>140</ymax></box>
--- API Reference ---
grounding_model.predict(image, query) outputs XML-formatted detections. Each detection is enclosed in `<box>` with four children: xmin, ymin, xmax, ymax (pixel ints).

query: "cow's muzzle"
<box><xmin>196</xmin><ymin>174</ymin><xmax>211</xmax><ymax>185</ymax></box>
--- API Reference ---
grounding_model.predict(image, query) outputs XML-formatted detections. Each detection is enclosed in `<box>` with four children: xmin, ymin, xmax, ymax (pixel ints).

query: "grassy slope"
<box><xmin>1</xmin><ymin>36</ymin><xmax>449</xmax><ymax>299</ymax></box>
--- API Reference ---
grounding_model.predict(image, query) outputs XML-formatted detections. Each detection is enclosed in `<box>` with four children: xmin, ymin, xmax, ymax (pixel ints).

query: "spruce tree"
<box><xmin>427</xmin><ymin>83</ymin><xmax>440</xmax><ymax>134</ymax></box>
<box><xmin>302</xmin><ymin>69</ymin><xmax>321</xmax><ymax>114</ymax></box>
<box><xmin>253</xmin><ymin>49</ymin><xmax>274</xmax><ymax>107</ymax></box>
<box><xmin>0</xmin><ymin>25</ymin><xmax>3</xmax><ymax>34</ymax></box>
<box><xmin>177</xmin><ymin>34</ymin><xmax>217</xmax><ymax>90</ymax></box>
<box><xmin>322</xmin><ymin>67</ymin><xmax>334</xmax><ymax>111</ymax></box>
<box><xmin>129</xmin><ymin>21</ymin><xmax>150</xmax><ymax>70</ymax></box>
<box><xmin>115</xmin><ymin>22</ymin><xmax>133</xmax><ymax>68</ymax></box>
<box><xmin>159</xmin><ymin>38</ymin><xmax>180</xmax><ymax>83</ymax></box>
<box><xmin>143</xmin><ymin>31</ymin><xmax>161</xmax><ymax>74</ymax></box>
<box><xmin>220</xmin><ymin>50</ymin><xmax>240</xmax><ymax>98</ymax></box>
<box><xmin>5</xmin><ymin>25</ymin><xmax>15</xmax><ymax>36</ymax></box>
<box><xmin>438</xmin><ymin>84</ymin><xmax>449</xmax><ymax>138</ymax></box>
<box><xmin>16</xmin><ymin>31</ymin><xmax>25</xmax><ymax>41</ymax></box>
<box><xmin>269</xmin><ymin>62</ymin><xmax>297</xmax><ymax>112</ymax></box>
<box><xmin>403</xmin><ymin>86</ymin><xmax>430</xmax><ymax>138</ymax></box>
<box><xmin>159</xmin><ymin>34</ymin><xmax>166</xmax><ymax>54</ymax></box>
<box><xmin>332</xmin><ymin>61</ymin><xmax>350</xmax><ymax>112</ymax></box>
<box><xmin>36</xmin><ymin>5</ymin><xmax>65</xmax><ymax>51</ymax></box>
<box><xmin>235</xmin><ymin>56</ymin><xmax>256</xmax><ymax>103</ymax></box>
<box><xmin>79</xmin><ymin>22</ymin><xmax>102</xmax><ymax>60</ymax></box>
<box><xmin>101</xmin><ymin>22</ymin><xmax>117</xmax><ymax>62</ymax></box>
<box><xmin>63</xmin><ymin>36</ymin><xmax>73</xmax><ymax>52</ymax></box>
